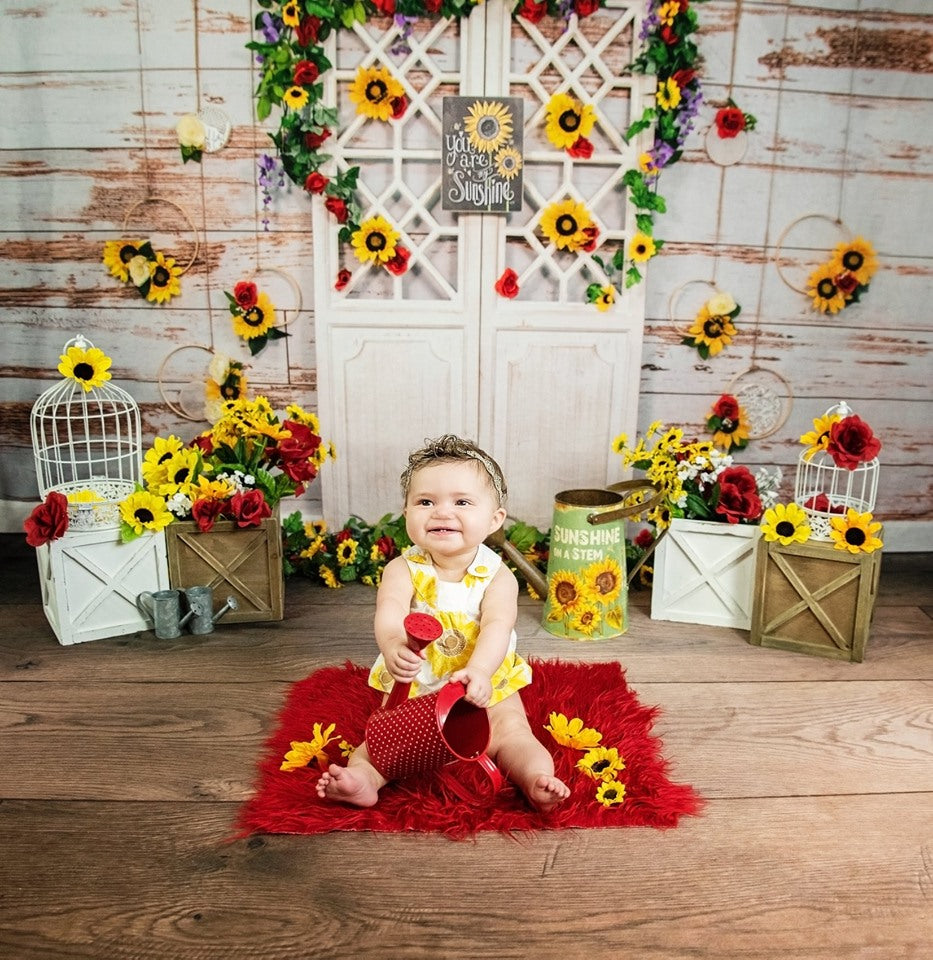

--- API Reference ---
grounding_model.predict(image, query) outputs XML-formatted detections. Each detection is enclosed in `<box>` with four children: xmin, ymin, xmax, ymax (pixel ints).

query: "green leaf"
<box><xmin>625</xmin><ymin>266</ymin><xmax>642</xmax><ymax>289</ymax></box>
<box><xmin>267</xmin><ymin>326</ymin><xmax>290</xmax><ymax>340</ymax></box>
<box><xmin>248</xmin><ymin>335</ymin><xmax>268</xmax><ymax>356</ymax></box>
<box><xmin>119</xmin><ymin>520</ymin><xmax>141</xmax><ymax>544</ymax></box>
<box><xmin>635</xmin><ymin>213</ymin><xmax>654</xmax><ymax>235</ymax></box>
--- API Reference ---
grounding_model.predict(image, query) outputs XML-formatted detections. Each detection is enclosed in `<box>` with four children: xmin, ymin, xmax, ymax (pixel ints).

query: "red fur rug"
<box><xmin>236</xmin><ymin>659</ymin><xmax>701</xmax><ymax>840</ymax></box>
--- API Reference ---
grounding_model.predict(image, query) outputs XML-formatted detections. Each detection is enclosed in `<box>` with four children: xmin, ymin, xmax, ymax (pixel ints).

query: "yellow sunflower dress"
<box><xmin>368</xmin><ymin>544</ymin><xmax>532</xmax><ymax>705</ymax></box>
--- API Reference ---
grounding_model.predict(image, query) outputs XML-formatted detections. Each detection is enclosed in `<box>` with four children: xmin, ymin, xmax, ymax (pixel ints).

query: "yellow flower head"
<box><xmin>145</xmin><ymin>251</ymin><xmax>182</xmax><ymax>304</ymax></box>
<box><xmin>800</xmin><ymin>413</ymin><xmax>841</xmax><ymax>460</ymax></box>
<box><xmin>157</xmin><ymin>447</ymin><xmax>204</xmax><ymax>498</ymax></box>
<box><xmin>494</xmin><ymin>146</ymin><xmax>523</xmax><ymax>180</ymax></box>
<box><xmin>102</xmin><ymin>239</ymin><xmax>144</xmax><ymax>282</ymax></box>
<box><xmin>142</xmin><ymin>435</ymin><xmax>185</xmax><ymax>489</ymax></box>
<box><xmin>656</xmin><ymin>77</ymin><xmax>682</xmax><ymax>111</ymax></box>
<box><xmin>285</xmin><ymin>404</ymin><xmax>321</xmax><ymax>433</ymax></box>
<box><xmin>544</xmin><ymin>712</ymin><xmax>603</xmax><ymax>750</ymax></box>
<box><xmin>595</xmin><ymin>779</ymin><xmax>626</xmax><ymax>808</ymax></box>
<box><xmin>540</xmin><ymin>199</ymin><xmax>593</xmax><ymax>252</ymax></box>
<box><xmin>281</xmin><ymin>1</ymin><xmax>301</xmax><ymax>28</ymax></box>
<box><xmin>576</xmin><ymin>746</ymin><xmax>626</xmax><ymax>782</ymax></box>
<box><xmin>67</xmin><ymin>489</ymin><xmax>105</xmax><ymax>504</ymax></box>
<box><xmin>336</xmin><ymin>538</ymin><xmax>359</xmax><ymax>567</ymax></box>
<box><xmin>351</xmin><ymin>216</ymin><xmax>400</xmax><ymax>265</ymax></box>
<box><xmin>569</xmin><ymin>603</ymin><xmax>603</xmax><ymax>637</ymax></box>
<box><xmin>192</xmin><ymin>474</ymin><xmax>235</xmax><ymax>502</ymax></box>
<box><xmin>628</xmin><ymin>232</ymin><xmax>656</xmax><ymax>263</ymax></box>
<box><xmin>829</xmin><ymin>236</ymin><xmax>877</xmax><ymax>287</ymax></box>
<box><xmin>349</xmin><ymin>66</ymin><xmax>405</xmax><ymax>122</ymax></box>
<box><xmin>761</xmin><ymin>502</ymin><xmax>811</xmax><ymax>546</ymax></box>
<box><xmin>594</xmin><ymin>285</ymin><xmax>616</xmax><ymax>312</ymax></box>
<box><xmin>58</xmin><ymin>345</ymin><xmax>113</xmax><ymax>393</ymax></box>
<box><xmin>546</xmin><ymin>569</ymin><xmax>589</xmax><ymax>615</ymax></box>
<box><xmin>283</xmin><ymin>85</ymin><xmax>310</xmax><ymax>111</ymax></box>
<box><xmin>233</xmin><ymin>291</ymin><xmax>276</xmax><ymax>340</ymax></box>
<box><xmin>830</xmin><ymin>508</ymin><xmax>883</xmax><ymax>555</ymax></box>
<box><xmin>320</xmin><ymin>566</ymin><xmax>342</xmax><ymax>589</ymax></box>
<box><xmin>280</xmin><ymin>722</ymin><xmax>338</xmax><ymax>772</ymax></box>
<box><xmin>807</xmin><ymin>263</ymin><xmax>847</xmax><ymax>314</ymax></box>
<box><xmin>584</xmin><ymin>557</ymin><xmax>623</xmax><ymax>606</ymax></box>
<box><xmin>545</xmin><ymin>92</ymin><xmax>596</xmax><ymax>150</ymax></box>
<box><xmin>119</xmin><ymin>490</ymin><xmax>174</xmax><ymax>535</ymax></box>
<box><xmin>687</xmin><ymin>306</ymin><xmax>737</xmax><ymax>356</ymax></box>
<box><xmin>464</xmin><ymin>99</ymin><xmax>513</xmax><ymax>153</ymax></box>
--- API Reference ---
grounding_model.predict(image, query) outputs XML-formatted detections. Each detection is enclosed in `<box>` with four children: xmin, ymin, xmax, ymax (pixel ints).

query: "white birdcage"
<box><xmin>30</xmin><ymin>335</ymin><xmax>142</xmax><ymax>531</ymax></box>
<box><xmin>794</xmin><ymin>401</ymin><xmax>880</xmax><ymax>541</ymax></box>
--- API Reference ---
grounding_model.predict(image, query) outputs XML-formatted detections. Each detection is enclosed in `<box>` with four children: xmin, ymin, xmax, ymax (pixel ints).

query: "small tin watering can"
<box><xmin>542</xmin><ymin>479</ymin><xmax>663</xmax><ymax>640</ymax></box>
<box><xmin>365</xmin><ymin>613</ymin><xmax>504</xmax><ymax>790</ymax></box>
<box><xmin>137</xmin><ymin>586</ymin><xmax>238</xmax><ymax>638</ymax></box>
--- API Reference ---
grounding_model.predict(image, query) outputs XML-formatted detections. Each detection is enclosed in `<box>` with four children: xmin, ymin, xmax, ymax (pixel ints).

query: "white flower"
<box><xmin>176</xmin><ymin>114</ymin><xmax>206</xmax><ymax>149</ymax></box>
<box><xmin>208</xmin><ymin>353</ymin><xmax>234</xmax><ymax>385</ymax></box>
<box><xmin>128</xmin><ymin>254</ymin><xmax>151</xmax><ymax>286</ymax></box>
<box><xmin>166</xmin><ymin>492</ymin><xmax>192</xmax><ymax>517</ymax></box>
<box><xmin>706</xmin><ymin>292</ymin><xmax>737</xmax><ymax>316</ymax></box>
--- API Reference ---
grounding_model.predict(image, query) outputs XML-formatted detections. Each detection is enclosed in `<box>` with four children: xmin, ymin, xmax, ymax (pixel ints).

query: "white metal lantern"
<box><xmin>794</xmin><ymin>401</ymin><xmax>879</xmax><ymax>541</ymax></box>
<box><xmin>30</xmin><ymin>335</ymin><xmax>142</xmax><ymax>531</ymax></box>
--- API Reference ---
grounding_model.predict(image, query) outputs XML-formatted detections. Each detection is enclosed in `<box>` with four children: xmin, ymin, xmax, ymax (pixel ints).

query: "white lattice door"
<box><xmin>311</xmin><ymin>0</ymin><xmax>653</xmax><ymax>528</ymax></box>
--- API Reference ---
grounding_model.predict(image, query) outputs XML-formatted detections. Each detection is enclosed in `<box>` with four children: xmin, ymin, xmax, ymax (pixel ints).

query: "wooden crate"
<box><xmin>164</xmin><ymin>513</ymin><xmax>284</xmax><ymax>623</ymax></box>
<box><xmin>749</xmin><ymin>538</ymin><xmax>882</xmax><ymax>662</ymax></box>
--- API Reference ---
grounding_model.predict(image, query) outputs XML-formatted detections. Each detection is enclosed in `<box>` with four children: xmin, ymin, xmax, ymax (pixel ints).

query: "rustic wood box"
<box><xmin>164</xmin><ymin>513</ymin><xmax>284</xmax><ymax>623</ymax></box>
<box><xmin>749</xmin><ymin>538</ymin><xmax>882</xmax><ymax>662</ymax></box>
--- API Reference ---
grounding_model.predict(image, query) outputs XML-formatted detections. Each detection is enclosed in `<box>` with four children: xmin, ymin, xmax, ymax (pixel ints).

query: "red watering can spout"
<box><xmin>383</xmin><ymin>612</ymin><xmax>445</xmax><ymax>710</ymax></box>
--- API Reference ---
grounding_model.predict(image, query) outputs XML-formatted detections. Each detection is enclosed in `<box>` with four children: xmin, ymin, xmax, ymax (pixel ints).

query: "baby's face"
<box><xmin>404</xmin><ymin>460</ymin><xmax>505</xmax><ymax>557</ymax></box>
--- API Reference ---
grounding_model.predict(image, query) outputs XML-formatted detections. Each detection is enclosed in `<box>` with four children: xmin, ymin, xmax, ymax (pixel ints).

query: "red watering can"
<box><xmin>364</xmin><ymin>612</ymin><xmax>504</xmax><ymax>790</ymax></box>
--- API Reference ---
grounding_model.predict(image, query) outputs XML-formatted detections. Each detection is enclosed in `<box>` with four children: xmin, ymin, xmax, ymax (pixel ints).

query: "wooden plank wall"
<box><xmin>0</xmin><ymin>1</ymin><xmax>930</xmax><ymax>531</ymax></box>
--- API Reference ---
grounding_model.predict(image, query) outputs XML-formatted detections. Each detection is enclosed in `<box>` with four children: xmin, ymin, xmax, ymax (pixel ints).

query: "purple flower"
<box><xmin>260</xmin><ymin>12</ymin><xmax>281</xmax><ymax>44</ymax></box>
<box><xmin>650</xmin><ymin>141</ymin><xmax>675</xmax><ymax>169</ymax></box>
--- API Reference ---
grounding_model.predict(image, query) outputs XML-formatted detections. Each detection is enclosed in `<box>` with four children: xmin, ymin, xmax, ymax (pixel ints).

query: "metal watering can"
<box><xmin>542</xmin><ymin>479</ymin><xmax>664</xmax><ymax>640</ymax></box>
<box><xmin>136</xmin><ymin>586</ymin><xmax>238</xmax><ymax>639</ymax></box>
<box><xmin>364</xmin><ymin>613</ymin><xmax>504</xmax><ymax>790</ymax></box>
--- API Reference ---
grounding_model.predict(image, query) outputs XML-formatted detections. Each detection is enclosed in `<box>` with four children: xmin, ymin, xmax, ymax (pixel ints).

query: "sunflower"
<box><xmin>584</xmin><ymin>557</ymin><xmax>623</xmax><ymax>606</ymax></box>
<box><xmin>656</xmin><ymin>77</ymin><xmax>682</xmax><ymax>111</ymax></box>
<box><xmin>569</xmin><ymin>603</ymin><xmax>602</xmax><ymax>637</ymax></box>
<box><xmin>157</xmin><ymin>448</ymin><xmax>203</xmax><ymax>498</ymax></box>
<box><xmin>647</xmin><ymin>503</ymin><xmax>673</xmax><ymax>530</ymax></box>
<box><xmin>807</xmin><ymin>263</ymin><xmax>847</xmax><ymax>314</ymax></box>
<box><xmin>628</xmin><ymin>232</ymin><xmax>657</xmax><ymax>263</ymax></box>
<box><xmin>320</xmin><ymin>566</ymin><xmax>342</xmax><ymax>589</ymax></box>
<box><xmin>336</xmin><ymin>538</ymin><xmax>358</xmax><ymax>567</ymax></box>
<box><xmin>595</xmin><ymin>779</ymin><xmax>626</xmax><ymax>808</ymax></box>
<box><xmin>348</xmin><ymin>66</ymin><xmax>404</xmax><ymax>122</ymax></box>
<box><xmin>710</xmin><ymin>402</ymin><xmax>750</xmax><ymax>451</ymax></box>
<box><xmin>232</xmin><ymin>292</ymin><xmax>276</xmax><ymax>340</ymax></box>
<box><xmin>102</xmin><ymin>239</ymin><xmax>144</xmax><ymax>282</ymax></box>
<box><xmin>544</xmin><ymin>92</ymin><xmax>596</xmax><ymax>150</ymax></box>
<box><xmin>687</xmin><ymin>306</ymin><xmax>737</xmax><ymax>356</ymax></box>
<box><xmin>67</xmin><ymin>489</ymin><xmax>104</xmax><ymax>504</ymax></box>
<box><xmin>304</xmin><ymin>519</ymin><xmax>328</xmax><ymax>539</ymax></box>
<box><xmin>351</xmin><ymin>216</ymin><xmax>400</xmax><ymax>264</ymax></box>
<box><xmin>464</xmin><ymin>99</ymin><xmax>513</xmax><ymax>153</ymax></box>
<box><xmin>638</xmin><ymin>564</ymin><xmax>654</xmax><ymax>588</ymax></box>
<box><xmin>800</xmin><ymin>413</ymin><xmax>841</xmax><ymax>460</ymax></box>
<box><xmin>282</xmin><ymin>85</ymin><xmax>309</xmax><ymax>111</ymax></box>
<box><xmin>285</xmin><ymin>403</ymin><xmax>321</xmax><ymax>432</ymax></box>
<box><xmin>540</xmin><ymin>199</ymin><xmax>592</xmax><ymax>251</ymax></box>
<box><xmin>544</xmin><ymin>712</ymin><xmax>602</xmax><ymax>750</ymax></box>
<box><xmin>119</xmin><ymin>490</ymin><xmax>173</xmax><ymax>535</ymax></box>
<box><xmin>594</xmin><ymin>285</ymin><xmax>616</xmax><ymax>312</ymax></box>
<box><xmin>426</xmin><ymin>611</ymin><xmax>478</xmax><ymax>677</ymax></box>
<box><xmin>280</xmin><ymin>722</ymin><xmax>338</xmax><ymax>771</ymax></box>
<box><xmin>576</xmin><ymin>746</ymin><xmax>626</xmax><ymax>782</ymax></box>
<box><xmin>546</xmin><ymin>568</ymin><xmax>590</xmax><ymax>617</ymax></box>
<box><xmin>142</xmin><ymin>435</ymin><xmax>184</xmax><ymax>488</ymax></box>
<box><xmin>191</xmin><ymin>474</ymin><xmax>235</xmax><ymax>502</ymax></box>
<box><xmin>281</xmin><ymin>1</ymin><xmax>301</xmax><ymax>28</ymax></box>
<box><xmin>494</xmin><ymin>146</ymin><xmax>523</xmax><ymax>180</ymax></box>
<box><xmin>57</xmin><ymin>345</ymin><xmax>113</xmax><ymax>393</ymax></box>
<box><xmin>829</xmin><ymin>508</ymin><xmax>883</xmax><ymax>555</ymax></box>
<box><xmin>830</xmin><ymin>236</ymin><xmax>877</xmax><ymax>287</ymax></box>
<box><xmin>761</xmin><ymin>503</ymin><xmax>811</xmax><ymax>545</ymax></box>
<box><xmin>145</xmin><ymin>251</ymin><xmax>182</xmax><ymax>304</ymax></box>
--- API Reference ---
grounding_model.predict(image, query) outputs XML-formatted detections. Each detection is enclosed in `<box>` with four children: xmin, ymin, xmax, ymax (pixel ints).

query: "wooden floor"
<box><xmin>1</xmin><ymin>534</ymin><xmax>930</xmax><ymax>960</ymax></box>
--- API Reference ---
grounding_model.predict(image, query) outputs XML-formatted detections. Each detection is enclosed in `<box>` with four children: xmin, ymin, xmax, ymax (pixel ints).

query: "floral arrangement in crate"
<box><xmin>119</xmin><ymin>397</ymin><xmax>334</xmax><ymax>542</ymax></box>
<box><xmin>612</xmin><ymin>421</ymin><xmax>780</xmax><ymax>531</ymax></box>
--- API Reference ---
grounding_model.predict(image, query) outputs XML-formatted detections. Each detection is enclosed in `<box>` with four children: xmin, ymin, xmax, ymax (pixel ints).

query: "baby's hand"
<box><xmin>448</xmin><ymin>666</ymin><xmax>493</xmax><ymax>707</ymax></box>
<box><xmin>385</xmin><ymin>641</ymin><xmax>423</xmax><ymax>683</ymax></box>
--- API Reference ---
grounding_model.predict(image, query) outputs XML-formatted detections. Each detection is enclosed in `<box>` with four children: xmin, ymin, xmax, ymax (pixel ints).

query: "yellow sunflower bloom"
<box><xmin>710</xmin><ymin>400</ymin><xmax>750</xmax><ymax>451</ymax></box>
<box><xmin>157</xmin><ymin>448</ymin><xmax>203</xmax><ymax>498</ymax></box>
<box><xmin>577</xmin><ymin>746</ymin><xmax>626</xmax><ymax>782</ymax></box>
<box><xmin>349</xmin><ymin>66</ymin><xmax>405</xmax><ymax>122</ymax></box>
<box><xmin>145</xmin><ymin>251</ymin><xmax>182</xmax><ymax>304</ymax></box>
<box><xmin>142</xmin><ymin>435</ymin><xmax>184</xmax><ymax>488</ymax></box>
<box><xmin>464</xmin><ymin>99</ymin><xmax>513</xmax><ymax>153</ymax></box>
<box><xmin>300</xmin><ymin>537</ymin><xmax>324</xmax><ymax>560</ymax></box>
<box><xmin>67</xmin><ymin>489</ymin><xmax>105</xmax><ymax>504</ymax></box>
<box><xmin>351</xmin><ymin>215</ymin><xmax>400</xmax><ymax>264</ymax></box>
<box><xmin>799</xmin><ymin>413</ymin><xmax>841</xmax><ymax>461</ymax></box>
<box><xmin>595</xmin><ymin>779</ymin><xmax>626</xmax><ymax>808</ymax></box>
<box><xmin>570</xmin><ymin>603</ymin><xmax>602</xmax><ymax>637</ymax></box>
<box><xmin>320</xmin><ymin>566</ymin><xmax>342</xmax><ymax>589</ymax></box>
<box><xmin>494</xmin><ymin>146</ymin><xmax>523</xmax><ymax>180</ymax></box>
<box><xmin>687</xmin><ymin>306</ymin><xmax>737</xmax><ymax>356</ymax></box>
<box><xmin>761</xmin><ymin>503</ymin><xmax>811</xmax><ymax>545</ymax></box>
<box><xmin>102</xmin><ymin>239</ymin><xmax>144</xmax><ymax>282</ymax></box>
<box><xmin>283</xmin><ymin>85</ymin><xmax>310</xmax><ymax>111</ymax></box>
<box><xmin>829</xmin><ymin>236</ymin><xmax>877</xmax><ymax>287</ymax></box>
<box><xmin>119</xmin><ymin>490</ymin><xmax>174</xmax><ymax>535</ymax></box>
<box><xmin>540</xmin><ymin>199</ymin><xmax>593</xmax><ymax>251</ymax></box>
<box><xmin>304</xmin><ymin>519</ymin><xmax>327</xmax><ymax>539</ymax></box>
<box><xmin>628</xmin><ymin>232</ymin><xmax>657</xmax><ymax>263</ymax></box>
<box><xmin>191</xmin><ymin>474</ymin><xmax>235</xmax><ymax>501</ymax></box>
<box><xmin>280</xmin><ymin>722</ymin><xmax>338</xmax><ymax>772</ymax></box>
<box><xmin>656</xmin><ymin>77</ymin><xmax>682</xmax><ymax>111</ymax></box>
<box><xmin>584</xmin><ymin>557</ymin><xmax>623</xmax><ymax>605</ymax></box>
<box><xmin>546</xmin><ymin>569</ymin><xmax>590</xmax><ymax>617</ymax></box>
<box><xmin>544</xmin><ymin>712</ymin><xmax>602</xmax><ymax>750</ymax></box>
<box><xmin>339</xmin><ymin>740</ymin><xmax>355</xmax><ymax>759</ymax></box>
<box><xmin>426</xmin><ymin>611</ymin><xmax>478</xmax><ymax>677</ymax></box>
<box><xmin>594</xmin><ymin>285</ymin><xmax>616</xmax><ymax>312</ymax></box>
<box><xmin>281</xmin><ymin>1</ymin><xmax>301</xmax><ymax>28</ymax></box>
<box><xmin>545</xmin><ymin>92</ymin><xmax>596</xmax><ymax>150</ymax></box>
<box><xmin>336</xmin><ymin>538</ymin><xmax>359</xmax><ymax>567</ymax></box>
<box><xmin>285</xmin><ymin>404</ymin><xmax>321</xmax><ymax>432</ymax></box>
<box><xmin>807</xmin><ymin>263</ymin><xmax>847</xmax><ymax>314</ymax></box>
<box><xmin>830</xmin><ymin>509</ymin><xmax>883</xmax><ymax>555</ymax></box>
<box><xmin>658</xmin><ymin>0</ymin><xmax>680</xmax><ymax>26</ymax></box>
<box><xmin>638</xmin><ymin>564</ymin><xmax>654</xmax><ymax>588</ymax></box>
<box><xmin>57</xmin><ymin>345</ymin><xmax>113</xmax><ymax>393</ymax></box>
<box><xmin>410</xmin><ymin>569</ymin><xmax>438</xmax><ymax>608</ymax></box>
<box><xmin>232</xmin><ymin>292</ymin><xmax>276</xmax><ymax>340</ymax></box>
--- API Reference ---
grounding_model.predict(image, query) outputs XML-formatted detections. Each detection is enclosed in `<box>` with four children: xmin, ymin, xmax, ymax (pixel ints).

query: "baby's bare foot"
<box><xmin>527</xmin><ymin>773</ymin><xmax>571</xmax><ymax>812</ymax></box>
<box><xmin>315</xmin><ymin>764</ymin><xmax>379</xmax><ymax>807</ymax></box>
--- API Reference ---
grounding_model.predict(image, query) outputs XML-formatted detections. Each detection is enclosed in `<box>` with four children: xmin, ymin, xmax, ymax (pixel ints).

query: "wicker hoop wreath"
<box><xmin>726</xmin><ymin>365</ymin><xmax>793</xmax><ymax>439</ymax></box>
<box><xmin>157</xmin><ymin>344</ymin><xmax>213</xmax><ymax>422</ymax></box>
<box><xmin>249</xmin><ymin>266</ymin><xmax>303</xmax><ymax>328</ymax></box>
<box><xmin>667</xmin><ymin>278</ymin><xmax>723</xmax><ymax>339</ymax></box>
<box><xmin>121</xmin><ymin>196</ymin><xmax>200</xmax><ymax>275</ymax></box>
<box><xmin>774</xmin><ymin>213</ymin><xmax>851</xmax><ymax>295</ymax></box>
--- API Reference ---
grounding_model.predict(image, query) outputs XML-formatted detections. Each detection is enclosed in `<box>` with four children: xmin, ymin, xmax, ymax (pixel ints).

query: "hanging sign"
<box><xmin>442</xmin><ymin>96</ymin><xmax>523</xmax><ymax>213</ymax></box>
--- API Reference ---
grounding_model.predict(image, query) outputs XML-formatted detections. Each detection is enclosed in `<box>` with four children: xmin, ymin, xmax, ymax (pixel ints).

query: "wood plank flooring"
<box><xmin>1</xmin><ymin>534</ymin><xmax>931</xmax><ymax>960</ymax></box>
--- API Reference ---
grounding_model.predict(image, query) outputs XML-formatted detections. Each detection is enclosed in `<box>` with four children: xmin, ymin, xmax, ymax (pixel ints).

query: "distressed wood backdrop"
<box><xmin>0</xmin><ymin>1</ymin><xmax>930</xmax><ymax>544</ymax></box>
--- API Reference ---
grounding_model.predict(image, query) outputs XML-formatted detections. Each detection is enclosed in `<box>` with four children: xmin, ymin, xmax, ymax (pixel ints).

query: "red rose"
<box><xmin>835</xmin><ymin>271</ymin><xmax>858</xmax><ymax>295</ymax></box>
<box><xmin>581</xmin><ymin>225</ymin><xmax>599</xmax><ymax>252</ymax></box>
<box><xmin>384</xmin><ymin>245</ymin><xmax>410</xmax><ymax>276</ymax></box>
<box><xmin>233</xmin><ymin>281</ymin><xmax>258</xmax><ymax>309</ymax></box>
<box><xmin>424</xmin><ymin>0</ymin><xmax>442</xmax><ymax>10</ymax></box>
<box><xmin>293</xmin><ymin>60</ymin><xmax>320</xmax><ymax>86</ymax></box>
<box><xmin>826</xmin><ymin>415</ymin><xmax>881</xmax><ymax>470</ymax></box>
<box><xmin>634</xmin><ymin>528</ymin><xmax>654</xmax><ymax>550</ymax></box>
<box><xmin>228</xmin><ymin>490</ymin><xmax>272</xmax><ymax>528</ymax></box>
<box><xmin>715</xmin><ymin>107</ymin><xmax>746</xmax><ymax>139</ymax></box>
<box><xmin>334</xmin><ymin>268</ymin><xmax>352</xmax><ymax>291</ymax></box>
<box><xmin>495</xmin><ymin>268</ymin><xmax>520</xmax><ymax>299</ymax></box>
<box><xmin>305</xmin><ymin>128</ymin><xmax>331</xmax><ymax>150</ymax></box>
<box><xmin>324</xmin><ymin>196</ymin><xmax>349</xmax><ymax>223</ymax></box>
<box><xmin>661</xmin><ymin>25</ymin><xmax>679</xmax><ymax>45</ymax></box>
<box><xmin>372</xmin><ymin>0</ymin><xmax>395</xmax><ymax>13</ymax></box>
<box><xmin>390</xmin><ymin>95</ymin><xmax>408</xmax><ymax>120</ymax></box>
<box><xmin>568</xmin><ymin>136</ymin><xmax>594</xmax><ymax>159</ymax></box>
<box><xmin>672</xmin><ymin>68</ymin><xmax>696</xmax><ymax>89</ymax></box>
<box><xmin>336</xmin><ymin>528</ymin><xmax>352</xmax><ymax>543</ymax></box>
<box><xmin>191</xmin><ymin>497</ymin><xmax>224</xmax><ymax>534</ymax></box>
<box><xmin>189</xmin><ymin>433</ymin><xmax>214</xmax><ymax>456</ymax></box>
<box><xmin>714</xmin><ymin>466</ymin><xmax>762</xmax><ymax>524</ymax></box>
<box><xmin>24</xmin><ymin>491</ymin><xmax>69</xmax><ymax>547</ymax></box>
<box><xmin>713</xmin><ymin>393</ymin><xmax>740</xmax><ymax>420</ymax></box>
<box><xmin>304</xmin><ymin>171</ymin><xmax>328</xmax><ymax>194</ymax></box>
<box><xmin>375</xmin><ymin>535</ymin><xmax>397</xmax><ymax>559</ymax></box>
<box><xmin>278</xmin><ymin>420</ymin><xmax>321</xmax><ymax>461</ymax></box>
<box><xmin>803</xmin><ymin>493</ymin><xmax>846</xmax><ymax>514</ymax></box>
<box><xmin>296</xmin><ymin>16</ymin><xmax>321</xmax><ymax>48</ymax></box>
<box><xmin>517</xmin><ymin>0</ymin><xmax>547</xmax><ymax>23</ymax></box>
<box><xmin>574</xmin><ymin>0</ymin><xmax>600</xmax><ymax>18</ymax></box>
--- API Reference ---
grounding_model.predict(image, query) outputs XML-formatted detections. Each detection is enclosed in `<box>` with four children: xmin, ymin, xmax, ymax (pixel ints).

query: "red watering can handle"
<box><xmin>384</xmin><ymin>612</ymin><xmax>444</xmax><ymax>710</ymax></box>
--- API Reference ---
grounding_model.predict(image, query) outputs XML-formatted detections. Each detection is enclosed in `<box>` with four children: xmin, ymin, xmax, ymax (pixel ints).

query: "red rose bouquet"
<box><xmin>24</xmin><ymin>491</ymin><xmax>70</xmax><ymax>547</ymax></box>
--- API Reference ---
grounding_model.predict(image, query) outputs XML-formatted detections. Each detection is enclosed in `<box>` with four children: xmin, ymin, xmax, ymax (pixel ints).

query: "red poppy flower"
<box><xmin>233</xmin><ymin>281</ymin><xmax>258</xmax><ymax>309</ymax></box>
<box><xmin>24</xmin><ymin>491</ymin><xmax>69</xmax><ymax>547</ymax></box>
<box><xmin>672</xmin><ymin>68</ymin><xmax>696</xmax><ymax>89</ymax></box>
<box><xmin>634</xmin><ymin>528</ymin><xmax>654</xmax><ymax>550</ymax></box>
<box><xmin>375</xmin><ymin>535</ymin><xmax>397</xmax><ymax>559</ymax></box>
<box><xmin>712</xmin><ymin>393</ymin><xmax>741</xmax><ymax>420</ymax></box>
<box><xmin>495</xmin><ymin>268</ymin><xmax>520</xmax><ymax>299</ymax></box>
<box><xmin>835</xmin><ymin>271</ymin><xmax>859</xmax><ymax>295</ymax></box>
<box><xmin>390</xmin><ymin>95</ymin><xmax>408</xmax><ymax>120</ymax></box>
<box><xmin>581</xmin><ymin>225</ymin><xmax>599</xmax><ymax>253</ymax></box>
